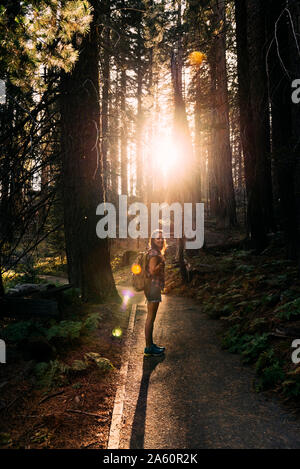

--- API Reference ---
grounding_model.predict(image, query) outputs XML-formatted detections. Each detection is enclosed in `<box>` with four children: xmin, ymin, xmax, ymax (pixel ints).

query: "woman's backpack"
<box><xmin>131</xmin><ymin>252</ymin><xmax>149</xmax><ymax>292</ymax></box>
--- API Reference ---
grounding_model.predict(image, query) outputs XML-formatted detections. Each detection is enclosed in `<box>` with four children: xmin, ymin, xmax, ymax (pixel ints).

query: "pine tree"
<box><xmin>235</xmin><ymin>0</ymin><xmax>273</xmax><ymax>251</ymax></box>
<box><xmin>60</xmin><ymin>1</ymin><xmax>119</xmax><ymax>302</ymax></box>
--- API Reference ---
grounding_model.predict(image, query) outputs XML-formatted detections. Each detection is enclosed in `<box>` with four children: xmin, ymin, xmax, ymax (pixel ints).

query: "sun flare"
<box><xmin>152</xmin><ymin>135</ymin><xmax>180</xmax><ymax>176</ymax></box>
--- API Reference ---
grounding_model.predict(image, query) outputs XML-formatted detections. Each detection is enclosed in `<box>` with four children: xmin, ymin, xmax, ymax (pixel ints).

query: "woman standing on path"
<box><xmin>144</xmin><ymin>229</ymin><xmax>167</xmax><ymax>357</ymax></box>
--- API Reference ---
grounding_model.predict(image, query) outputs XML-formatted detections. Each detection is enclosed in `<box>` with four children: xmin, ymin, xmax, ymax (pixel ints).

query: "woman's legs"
<box><xmin>145</xmin><ymin>301</ymin><xmax>159</xmax><ymax>348</ymax></box>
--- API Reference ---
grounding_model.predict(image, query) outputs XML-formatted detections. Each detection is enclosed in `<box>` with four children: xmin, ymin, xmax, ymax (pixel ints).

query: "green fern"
<box><xmin>34</xmin><ymin>360</ymin><xmax>70</xmax><ymax>389</ymax></box>
<box><xmin>241</xmin><ymin>333</ymin><xmax>270</xmax><ymax>364</ymax></box>
<box><xmin>275</xmin><ymin>298</ymin><xmax>300</xmax><ymax>320</ymax></box>
<box><xmin>46</xmin><ymin>320</ymin><xmax>82</xmax><ymax>341</ymax></box>
<box><xmin>2</xmin><ymin>320</ymin><xmax>46</xmax><ymax>343</ymax></box>
<box><xmin>83</xmin><ymin>312</ymin><xmax>102</xmax><ymax>331</ymax></box>
<box><xmin>222</xmin><ymin>326</ymin><xmax>252</xmax><ymax>354</ymax></box>
<box><xmin>255</xmin><ymin>350</ymin><xmax>285</xmax><ymax>391</ymax></box>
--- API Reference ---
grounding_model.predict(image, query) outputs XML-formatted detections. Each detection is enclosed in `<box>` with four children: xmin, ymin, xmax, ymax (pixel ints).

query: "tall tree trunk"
<box><xmin>109</xmin><ymin>69</ymin><xmax>120</xmax><ymax>203</ymax></box>
<box><xmin>194</xmin><ymin>69</ymin><xmax>203</xmax><ymax>202</ymax></box>
<box><xmin>267</xmin><ymin>0</ymin><xmax>297</xmax><ymax>259</ymax></box>
<box><xmin>235</xmin><ymin>0</ymin><xmax>273</xmax><ymax>251</ymax></box>
<box><xmin>146</xmin><ymin>48</ymin><xmax>154</xmax><ymax>207</ymax></box>
<box><xmin>170</xmin><ymin>12</ymin><xmax>194</xmax><ymax>202</ymax></box>
<box><xmin>213</xmin><ymin>0</ymin><xmax>237</xmax><ymax>227</ymax></box>
<box><xmin>101</xmin><ymin>0</ymin><xmax>111</xmax><ymax>200</ymax></box>
<box><xmin>170</xmin><ymin>0</ymin><xmax>190</xmax><ymax>281</ymax></box>
<box><xmin>247</xmin><ymin>0</ymin><xmax>274</xmax><ymax>235</ymax></box>
<box><xmin>290</xmin><ymin>1</ymin><xmax>300</xmax><ymax>267</ymax></box>
<box><xmin>120</xmin><ymin>67</ymin><xmax>128</xmax><ymax>195</ymax></box>
<box><xmin>60</xmin><ymin>2</ymin><xmax>119</xmax><ymax>302</ymax></box>
<box><xmin>267</xmin><ymin>0</ymin><xmax>300</xmax><ymax>265</ymax></box>
<box><xmin>208</xmin><ymin>42</ymin><xmax>219</xmax><ymax>218</ymax></box>
<box><xmin>136</xmin><ymin>23</ymin><xmax>143</xmax><ymax>200</ymax></box>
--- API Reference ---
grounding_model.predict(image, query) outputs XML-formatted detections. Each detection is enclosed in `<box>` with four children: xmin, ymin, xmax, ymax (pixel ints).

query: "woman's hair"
<box><xmin>149</xmin><ymin>229</ymin><xmax>167</xmax><ymax>255</ymax></box>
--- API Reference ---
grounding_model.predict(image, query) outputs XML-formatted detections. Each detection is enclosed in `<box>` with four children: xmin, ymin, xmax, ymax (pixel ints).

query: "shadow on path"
<box><xmin>119</xmin><ymin>296</ymin><xmax>300</xmax><ymax>449</ymax></box>
<box><xmin>130</xmin><ymin>355</ymin><xmax>165</xmax><ymax>449</ymax></box>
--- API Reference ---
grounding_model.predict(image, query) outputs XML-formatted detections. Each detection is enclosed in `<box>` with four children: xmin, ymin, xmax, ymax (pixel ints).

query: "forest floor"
<box><xmin>0</xmin><ymin>287</ymin><xmax>131</xmax><ymax>449</ymax></box>
<box><xmin>1</xmin><ymin>221</ymin><xmax>300</xmax><ymax>448</ymax></box>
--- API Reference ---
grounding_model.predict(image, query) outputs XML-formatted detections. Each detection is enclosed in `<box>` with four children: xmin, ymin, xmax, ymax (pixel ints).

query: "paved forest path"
<box><xmin>117</xmin><ymin>295</ymin><xmax>300</xmax><ymax>449</ymax></box>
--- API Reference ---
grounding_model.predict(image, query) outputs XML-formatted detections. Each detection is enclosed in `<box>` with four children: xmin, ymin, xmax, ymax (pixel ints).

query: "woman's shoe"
<box><xmin>152</xmin><ymin>343</ymin><xmax>165</xmax><ymax>352</ymax></box>
<box><xmin>144</xmin><ymin>344</ymin><xmax>164</xmax><ymax>357</ymax></box>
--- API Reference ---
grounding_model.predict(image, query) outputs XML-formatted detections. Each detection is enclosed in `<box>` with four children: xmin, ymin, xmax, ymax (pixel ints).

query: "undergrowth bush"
<box><xmin>46</xmin><ymin>321</ymin><xmax>83</xmax><ymax>341</ymax></box>
<box><xmin>34</xmin><ymin>352</ymin><xmax>114</xmax><ymax>390</ymax></box>
<box><xmin>1</xmin><ymin>320</ymin><xmax>46</xmax><ymax>343</ymax></box>
<box><xmin>223</xmin><ymin>327</ymin><xmax>270</xmax><ymax>362</ymax></box>
<box><xmin>275</xmin><ymin>298</ymin><xmax>300</xmax><ymax>321</ymax></box>
<box><xmin>282</xmin><ymin>372</ymin><xmax>300</xmax><ymax>398</ymax></box>
<box><xmin>1</xmin><ymin>311</ymin><xmax>102</xmax><ymax>349</ymax></box>
<box><xmin>83</xmin><ymin>312</ymin><xmax>102</xmax><ymax>331</ymax></box>
<box><xmin>255</xmin><ymin>349</ymin><xmax>285</xmax><ymax>391</ymax></box>
<box><xmin>60</xmin><ymin>287</ymin><xmax>82</xmax><ymax>307</ymax></box>
<box><xmin>34</xmin><ymin>360</ymin><xmax>70</xmax><ymax>389</ymax></box>
<box><xmin>241</xmin><ymin>333</ymin><xmax>270</xmax><ymax>364</ymax></box>
<box><xmin>223</xmin><ymin>328</ymin><xmax>286</xmax><ymax>392</ymax></box>
<box><xmin>222</xmin><ymin>325</ymin><xmax>252</xmax><ymax>354</ymax></box>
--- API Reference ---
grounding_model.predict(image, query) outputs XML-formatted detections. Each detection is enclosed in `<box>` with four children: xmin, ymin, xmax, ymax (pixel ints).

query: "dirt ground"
<box><xmin>0</xmin><ymin>300</ymin><xmax>130</xmax><ymax>449</ymax></box>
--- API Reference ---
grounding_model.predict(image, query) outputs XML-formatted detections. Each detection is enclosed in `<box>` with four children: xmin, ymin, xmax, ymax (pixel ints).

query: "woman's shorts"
<box><xmin>145</xmin><ymin>282</ymin><xmax>162</xmax><ymax>303</ymax></box>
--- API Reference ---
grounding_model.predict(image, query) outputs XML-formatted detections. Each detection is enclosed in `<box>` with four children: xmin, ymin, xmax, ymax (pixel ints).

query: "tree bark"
<box><xmin>170</xmin><ymin>0</ymin><xmax>191</xmax><ymax>281</ymax></box>
<box><xmin>60</xmin><ymin>1</ymin><xmax>119</xmax><ymax>302</ymax></box>
<box><xmin>101</xmin><ymin>0</ymin><xmax>111</xmax><ymax>200</ymax></box>
<box><xmin>290</xmin><ymin>1</ymin><xmax>300</xmax><ymax>267</ymax></box>
<box><xmin>212</xmin><ymin>0</ymin><xmax>237</xmax><ymax>228</ymax></box>
<box><xmin>208</xmin><ymin>44</ymin><xmax>219</xmax><ymax>217</ymax></box>
<box><xmin>120</xmin><ymin>67</ymin><xmax>128</xmax><ymax>195</ymax></box>
<box><xmin>109</xmin><ymin>69</ymin><xmax>120</xmax><ymax>203</ymax></box>
<box><xmin>267</xmin><ymin>1</ymin><xmax>296</xmax><ymax>258</ymax></box>
<box><xmin>194</xmin><ymin>69</ymin><xmax>204</xmax><ymax>202</ymax></box>
<box><xmin>235</xmin><ymin>0</ymin><xmax>273</xmax><ymax>251</ymax></box>
<box><xmin>136</xmin><ymin>23</ymin><xmax>144</xmax><ymax>200</ymax></box>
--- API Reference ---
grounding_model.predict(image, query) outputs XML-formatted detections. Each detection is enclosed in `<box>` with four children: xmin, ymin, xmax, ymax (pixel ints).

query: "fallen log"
<box><xmin>6</xmin><ymin>283</ymin><xmax>72</xmax><ymax>298</ymax></box>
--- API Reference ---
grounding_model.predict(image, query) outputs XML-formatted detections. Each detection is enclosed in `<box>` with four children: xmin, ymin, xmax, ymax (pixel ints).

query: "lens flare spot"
<box><xmin>189</xmin><ymin>51</ymin><xmax>206</xmax><ymax>66</ymax></box>
<box><xmin>121</xmin><ymin>289</ymin><xmax>134</xmax><ymax>298</ymax></box>
<box><xmin>112</xmin><ymin>327</ymin><xmax>123</xmax><ymax>338</ymax></box>
<box><xmin>131</xmin><ymin>264</ymin><xmax>142</xmax><ymax>275</ymax></box>
<box><xmin>120</xmin><ymin>289</ymin><xmax>134</xmax><ymax>311</ymax></box>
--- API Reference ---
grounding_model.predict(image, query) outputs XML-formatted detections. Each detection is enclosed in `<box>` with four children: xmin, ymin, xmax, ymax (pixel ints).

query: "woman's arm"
<box><xmin>148</xmin><ymin>256</ymin><xmax>162</xmax><ymax>276</ymax></box>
